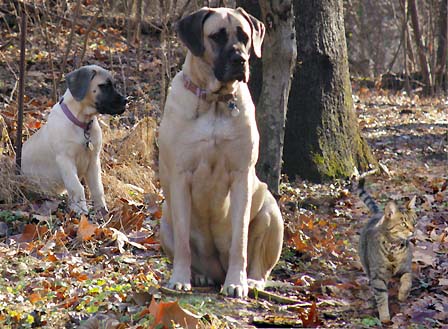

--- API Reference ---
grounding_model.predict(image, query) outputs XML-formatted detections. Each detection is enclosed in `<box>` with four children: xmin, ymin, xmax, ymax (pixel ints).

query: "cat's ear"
<box><xmin>406</xmin><ymin>196</ymin><xmax>417</xmax><ymax>210</ymax></box>
<box><xmin>384</xmin><ymin>201</ymin><xmax>398</xmax><ymax>218</ymax></box>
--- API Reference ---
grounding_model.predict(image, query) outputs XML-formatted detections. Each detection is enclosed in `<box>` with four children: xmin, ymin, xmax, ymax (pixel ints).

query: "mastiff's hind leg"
<box><xmin>247</xmin><ymin>191</ymin><xmax>283</xmax><ymax>290</ymax></box>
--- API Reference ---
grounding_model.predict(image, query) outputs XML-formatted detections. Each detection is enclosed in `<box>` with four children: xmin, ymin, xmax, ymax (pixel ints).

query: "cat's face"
<box><xmin>384</xmin><ymin>196</ymin><xmax>417</xmax><ymax>240</ymax></box>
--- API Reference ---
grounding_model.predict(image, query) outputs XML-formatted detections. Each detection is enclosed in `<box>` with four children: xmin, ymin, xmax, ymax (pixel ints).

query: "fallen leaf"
<box><xmin>438</xmin><ymin>278</ymin><xmax>448</xmax><ymax>286</ymax></box>
<box><xmin>77</xmin><ymin>313</ymin><xmax>123</xmax><ymax>329</ymax></box>
<box><xmin>413</xmin><ymin>242</ymin><xmax>437</xmax><ymax>267</ymax></box>
<box><xmin>290</xmin><ymin>234</ymin><xmax>308</xmax><ymax>252</ymax></box>
<box><xmin>77</xmin><ymin>216</ymin><xmax>98</xmax><ymax>241</ymax></box>
<box><xmin>29</xmin><ymin>293</ymin><xmax>41</xmax><ymax>304</ymax></box>
<box><xmin>45</xmin><ymin>253</ymin><xmax>58</xmax><ymax>262</ymax></box>
<box><xmin>300</xmin><ymin>301</ymin><xmax>322</xmax><ymax>328</ymax></box>
<box><xmin>11</xmin><ymin>223</ymin><xmax>49</xmax><ymax>243</ymax></box>
<box><xmin>108</xmin><ymin>227</ymin><xmax>146</xmax><ymax>253</ymax></box>
<box><xmin>25</xmin><ymin>119</ymin><xmax>42</xmax><ymax>130</ymax></box>
<box><xmin>108</xmin><ymin>199</ymin><xmax>145</xmax><ymax>232</ymax></box>
<box><xmin>131</xmin><ymin>291</ymin><xmax>153</xmax><ymax>306</ymax></box>
<box><xmin>148</xmin><ymin>298</ymin><xmax>200</xmax><ymax>328</ymax></box>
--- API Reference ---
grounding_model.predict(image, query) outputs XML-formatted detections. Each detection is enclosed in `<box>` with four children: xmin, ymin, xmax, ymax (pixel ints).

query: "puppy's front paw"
<box><xmin>92</xmin><ymin>207</ymin><xmax>108</xmax><ymax>220</ymax></box>
<box><xmin>69</xmin><ymin>201</ymin><xmax>89</xmax><ymax>215</ymax></box>
<box><xmin>96</xmin><ymin>207</ymin><xmax>108</xmax><ymax>216</ymax></box>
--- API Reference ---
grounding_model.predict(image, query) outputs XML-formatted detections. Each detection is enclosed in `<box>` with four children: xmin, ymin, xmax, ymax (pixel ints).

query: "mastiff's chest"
<box><xmin>195</xmin><ymin>103</ymin><xmax>239</xmax><ymax>145</ymax></box>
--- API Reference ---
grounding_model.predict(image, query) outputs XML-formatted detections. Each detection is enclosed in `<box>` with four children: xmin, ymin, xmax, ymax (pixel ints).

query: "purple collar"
<box><xmin>59</xmin><ymin>98</ymin><xmax>93</xmax><ymax>131</ymax></box>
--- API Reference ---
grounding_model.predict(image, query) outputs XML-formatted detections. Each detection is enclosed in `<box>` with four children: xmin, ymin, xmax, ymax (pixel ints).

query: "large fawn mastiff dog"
<box><xmin>22</xmin><ymin>65</ymin><xmax>126</xmax><ymax>215</ymax></box>
<box><xmin>159</xmin><ymin>7</ymin><xmax>284</xmax><ymax>298</ymax></box>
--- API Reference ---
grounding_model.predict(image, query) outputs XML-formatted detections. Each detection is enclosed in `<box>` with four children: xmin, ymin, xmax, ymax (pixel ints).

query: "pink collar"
<box><xmin>182</xmin><ymin>73</ymin><xmax>234</xmax><ymax>103</ymax></box>
<box><xmin>59</xmin><ymin>98</ymin><xmax>93</xmax><ymax>131</ymax></box>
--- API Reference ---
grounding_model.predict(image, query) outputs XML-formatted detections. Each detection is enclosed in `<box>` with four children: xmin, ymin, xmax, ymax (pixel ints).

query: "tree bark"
<box><xmin>283</xmin><ymin>0</ymin><xmax>376</xmax><ymax>183</ymax></box>
<box><xmin>436</xmin><ymin>0</ymin><xmax>447</xmax><ymax>91</ymax></box>
<box><xmin>408</xmin><ymin>0</ymin><xmax>433</xmax><ymax>94</ymax></box>
<box><xmin>237</xmin><ymin>0</ymin><xmax>297</xmax><ymax>194</ymax></box>
<box><xmin>236</xmin><ymin>1</ymin><xmax>263</xmax><ymax>105</ymax></box>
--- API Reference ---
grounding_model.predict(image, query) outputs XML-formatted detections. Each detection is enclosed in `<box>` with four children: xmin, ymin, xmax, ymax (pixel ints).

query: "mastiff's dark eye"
<box><xmin>209</xmin><ymin>28</ymin><xmax>228</xmax><ymax>44</ymax></box>
<box><xmin>236</xmin><ymin>27</ymin><xmax>249</xmax><ymax>45</ymax></box>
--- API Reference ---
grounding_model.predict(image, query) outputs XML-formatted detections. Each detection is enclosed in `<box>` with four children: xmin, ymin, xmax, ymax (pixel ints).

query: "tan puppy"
<box><xmin>21</xmin><ymin>65</ymin><xmax>126</xmax><ymax>214</ymax></box>
<box><xmin>159</xmin><ymin>7</ymin><xmax>284</xmax><ymax>298</ymax></box>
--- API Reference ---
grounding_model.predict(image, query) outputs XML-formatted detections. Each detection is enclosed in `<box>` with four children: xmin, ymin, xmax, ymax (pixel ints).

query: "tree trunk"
<box><xmin>408</xmin><ymin>0</ymin><xmax>433</xmax><ymax>94</ymax></box>
<box><xmin>283</xmin><ymin>0</ymin><xmax>376</xmax><ymax>183</ymax></box>
<box><xmin>401</xmin><ymin>0</ymin><xmax>411</xmax><ymax>94</ymax></box>
<box><xmin>237</xmin><ymin>0</ymin><xmax>297</xmax><ymax>194</ymax></box>
<box><xmin>436</xmin><ymin>0</ymin><xmax>447</xmax><ymax>91</ymax></box>
<box><xmin>236</xmin><ymin>1</ymin><xmax>263</xmax><ymax>105</ymax></box>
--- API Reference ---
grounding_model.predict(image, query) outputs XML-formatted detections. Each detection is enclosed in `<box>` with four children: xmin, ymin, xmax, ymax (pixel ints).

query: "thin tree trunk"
<box><xmin>237</xmin><ymin>0</ymin><xmax>296</xmax><ymax>193</ymax></box>
<box><xmin>401</xmin><ymin>0</ymin><xmax>411</xmax><ymax>94</ymax></box>
<box><xmin>135</xmin><ymin>0</ymin><xmax>143</xmax><ymax>72</ymax></box>
<box><xmin>255</xmin><ymin>1</ymin><xmax>296</xmax><ymax>194</ymax></box>
<box><xmin>436</xmin><ymin>0</ymin><xmax>447</xmax><ymax>91</ymax></box>
<box><xmin>284</xmin><ymin>0</ymin><xmax>376</xmax><ymax>183</ymax></box>
<box><xmin>236</xmin><ymin>1</ymin><xmax>262</xmax><ymax>105</ymax></box>
<box><xmin>408</xmin><ymin>0</ymin><xmax>433</xmax><ymax>94</ymax></box>
<box><xmin>15</xmin><ymin>2</ymin><xmax>27</xmax><ymax>172</ymax></box>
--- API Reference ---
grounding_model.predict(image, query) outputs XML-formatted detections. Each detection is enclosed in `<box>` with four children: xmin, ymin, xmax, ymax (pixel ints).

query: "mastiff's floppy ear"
<box><xmin>66</xmin><ymin>66</ymin><xmax>97</xmax><ymax>101</ymax></box>
<box><xmin>176</xmin><ymin>7</ymin><xmax>214</xmax><ymax>57</ymax></box>
<box><xmin>236</xmin><ymin>7</ymin><xmax>265</xmax><ymax>58</ymax></box>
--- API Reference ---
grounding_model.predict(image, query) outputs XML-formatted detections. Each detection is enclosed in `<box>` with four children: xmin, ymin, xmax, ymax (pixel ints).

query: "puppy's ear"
<box><xmin>236</xmin><ymin>7</ymin><xmax>265</xmax><ymax>58</ymax></box>
<box><xmin>176</xmin><ymin>7</ymin><xmax>214</xmax><ymax>57</ymax></box>
<box><xmin>66</xmin><ymin>67</ymin><xmax>97</xmax><ymax>101</ymax></box>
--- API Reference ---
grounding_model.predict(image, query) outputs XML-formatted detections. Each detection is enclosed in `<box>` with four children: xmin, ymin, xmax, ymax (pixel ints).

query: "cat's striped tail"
<box><xmin>357</xmin><ymin>178</ymin><xmax>380</xmax><ymax>214</ymax></box>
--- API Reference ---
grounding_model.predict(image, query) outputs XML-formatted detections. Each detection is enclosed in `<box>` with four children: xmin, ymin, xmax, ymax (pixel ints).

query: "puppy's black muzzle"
<box><xmin>96</xmin><ymin>90</ymin><xmax>127</xmax><ymax>115</ymax></box>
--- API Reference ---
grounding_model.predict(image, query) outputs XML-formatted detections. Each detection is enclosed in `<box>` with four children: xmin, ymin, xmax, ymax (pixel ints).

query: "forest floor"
<box><xmin>0</xmin><ymin>4</ymin><xmax>447</xmax><ymax>328</ymax></box>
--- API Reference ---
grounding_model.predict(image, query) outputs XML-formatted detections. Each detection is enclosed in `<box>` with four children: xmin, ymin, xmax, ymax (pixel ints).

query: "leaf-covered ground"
<box><xmin>0</xmin><ymin>3</ymin><xmax>447</xmax><ymax>328</ymax></box>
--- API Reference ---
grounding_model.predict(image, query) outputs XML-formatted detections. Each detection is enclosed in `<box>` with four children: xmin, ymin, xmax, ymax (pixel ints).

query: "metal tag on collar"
<box><xmin>227</xmin><ymin>99</ymin><xmax>240</xmax><ymax>117</ymax></box>
<box><xmin>84</xmin><ymin>125</ymin><xmax>93</xmax><ymax>151</ymax></box>
<box><xmin>86</xmin><ymin>140</ymin><xmax>94</xmax><ymax>151</ymax></box>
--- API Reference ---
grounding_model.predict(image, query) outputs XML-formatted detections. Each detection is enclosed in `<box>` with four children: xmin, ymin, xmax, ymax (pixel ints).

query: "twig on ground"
<box><xmin>358</xmin><ymin>168</ymin><xmax>380</xmax><ymax>179</ymax></box>
<box><xmin>249</xmin><ymin>288</ymin><xmax>302</xmax><ymax>304</ymax></box>
<box><xmin>160</xmin><ymin>285</ymin><xmax>305</xmax><ymax>305</ymax></box>
<box><xmin>159</xmin><ymin>286</ymin><xmax>193</xmax><ymax>296</ymax></box>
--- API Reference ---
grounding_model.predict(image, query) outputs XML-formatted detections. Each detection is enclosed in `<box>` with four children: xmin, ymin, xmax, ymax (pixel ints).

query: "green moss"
<box><xmin>312</xmin><ymin>150</ymin><xmax>353</xmax><ymax>181</ymax></box>
<box><xmin>312</xmin><ymin>152</ymin><xmax>325</xmax><ymax>166</ymax></box>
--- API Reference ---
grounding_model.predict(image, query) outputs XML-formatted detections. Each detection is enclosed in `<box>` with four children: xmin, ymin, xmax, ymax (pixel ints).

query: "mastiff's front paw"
<box><xmin>247</xmin><ymin>278</ymin><xmax>266</xmax><ymax>291</ymax></box>
<box><xmin>221</xmin><ymin>283</ymin><xmax>248</xmax><ymax>298</ymax></box>
<box><xmin>167</xmin><ymin>270</ymin><xmax>192</xmax><ymax>292</ymax></box>
<box><xmin>192</xmin><ymin>273</ymin><xmax>215</xmax><ymax>287</ymax></box>
<box><xmin>167</xmin><ymin>280</ymin><xmax>192</xmax><ymax>292</ymax></box>
<box><xmin>222</xmin><ymin>270</ymin><xmax>248</xmax><ymax>298</ymax></box>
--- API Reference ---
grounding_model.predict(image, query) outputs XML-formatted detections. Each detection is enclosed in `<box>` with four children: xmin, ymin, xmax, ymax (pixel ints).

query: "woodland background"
<box><xmin>0</xmin><ymin>0</ymin><xmax>447</xmax><ymax>328</ymax></box>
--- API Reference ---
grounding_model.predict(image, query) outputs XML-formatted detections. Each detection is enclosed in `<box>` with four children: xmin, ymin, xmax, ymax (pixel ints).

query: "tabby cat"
<box><xmin>357</xmin><ymin>178</ymin><xmax>417</xmax><ymax>323</ymax></box>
